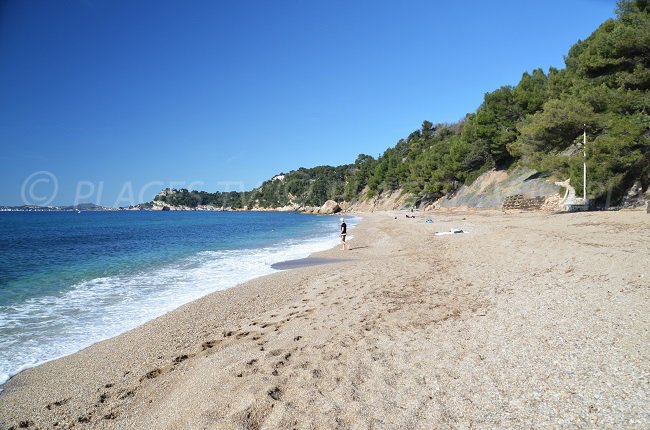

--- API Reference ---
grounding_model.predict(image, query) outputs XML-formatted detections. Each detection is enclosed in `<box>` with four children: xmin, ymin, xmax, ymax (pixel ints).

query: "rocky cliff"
<box><xmin>428</xmin><ymin>168</ymin><xmax>561</xmax><ymax>210</ymax></box>
<box><xmin>349</xmin><ymin>189</ymin><xmax>415</xmax><ymax>212</ymax></box>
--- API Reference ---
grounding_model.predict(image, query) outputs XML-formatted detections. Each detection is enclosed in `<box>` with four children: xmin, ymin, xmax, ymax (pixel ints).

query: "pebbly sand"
<box><xmin>0</xmin><ymin>210</ymin><xmax>648</xmax><ymax>429</ymax></box>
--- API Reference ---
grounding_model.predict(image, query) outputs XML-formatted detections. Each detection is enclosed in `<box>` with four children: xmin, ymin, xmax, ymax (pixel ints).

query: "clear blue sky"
<box><xmin>0</xmin><ymin>0</ymin><xmax>616</xmax><ymax>206</ymax></box>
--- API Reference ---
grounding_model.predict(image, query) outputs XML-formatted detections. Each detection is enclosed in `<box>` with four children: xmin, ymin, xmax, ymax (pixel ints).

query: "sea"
<box><xmin>0</xmin><ymin>211</ymin><xmax>353</xmax><ymax>385</ymax></box>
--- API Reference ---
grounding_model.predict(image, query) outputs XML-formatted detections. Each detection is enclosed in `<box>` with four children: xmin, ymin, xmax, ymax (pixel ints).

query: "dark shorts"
<box><xmin>341</xmin><ymin>234</ymin><xmax>346</xmax><ymax>241</ymax></box>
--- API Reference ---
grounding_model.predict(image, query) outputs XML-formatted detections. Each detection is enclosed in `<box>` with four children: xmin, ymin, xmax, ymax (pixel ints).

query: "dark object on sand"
<box><xmin>434</xmin><ymin>228</ymin><xmax>465</xmax><ymax>236</ymax></box>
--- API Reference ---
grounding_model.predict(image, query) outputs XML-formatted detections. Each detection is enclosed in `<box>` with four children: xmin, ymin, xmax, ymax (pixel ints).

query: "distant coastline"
<box><xmin>0</xmin><ymin>205</ymin><xmax>126</xmax><ymax>212</ymax></box>
<box><xmin>0</xmin><ymin>205</ymin><xmax>343</xmax><ymax>213</ymax></box>
<box><xmin>0</xmin><ymin>195</ymin><xmax>350</xmax><ymax>214</ymax></box>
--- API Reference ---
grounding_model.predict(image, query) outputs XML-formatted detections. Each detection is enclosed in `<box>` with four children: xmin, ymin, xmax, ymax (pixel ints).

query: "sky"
<box><xmin>0</xmin><ymin>0</ymin><xmax>617</xmax><ymax>207</ymax></box>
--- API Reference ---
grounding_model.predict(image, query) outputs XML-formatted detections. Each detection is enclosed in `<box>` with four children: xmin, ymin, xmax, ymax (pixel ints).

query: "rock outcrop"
<box><xmin>152</xmin><ymin>199</ymin><xmax>222</xmax><ymax>211</ymax></box>
<box><xmin>619</xmin><ymin>181</ymin><xmax>648</xmax><ymax>209</ymax></box>
<box><xmin>350</xmin><ymin>189</ymin><xmax>415</xmax><ymax>212</ymax></box>
<box><xmin>275</xmin><ymin>204</ymin><xmax>300</xmax><ymax>212</ymax></box>
<box><xmin>338</xmin><ymin>201</ymin><xmax>351</xmax><ymax>211</ymax></box>
<box><xmin>319</xmin><ymin>200</ymin><xmax>341</xmax><ymax>214</ymax></box>
<box><xmin>433</xmin><ymin>168</ymin><xmax>560</xmax><ymax>210</ymax></box>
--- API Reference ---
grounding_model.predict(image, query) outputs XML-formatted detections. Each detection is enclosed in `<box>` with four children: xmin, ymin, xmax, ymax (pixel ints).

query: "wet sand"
<box><xmin>0</xmin><ymin>210</ymin><xmax>648</xmax><ymax>429</ymax></box>
<box><xmin>271</xmin><ymin>257</ymin><xmax>347</xmax><ymax>270</ymax></box>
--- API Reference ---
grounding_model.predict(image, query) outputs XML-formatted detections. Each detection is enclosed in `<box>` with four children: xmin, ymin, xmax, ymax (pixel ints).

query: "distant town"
<box><xmin>0</xmin><ymin>203</ymin><xmax>150</xmax><ymax>212</ymax></box>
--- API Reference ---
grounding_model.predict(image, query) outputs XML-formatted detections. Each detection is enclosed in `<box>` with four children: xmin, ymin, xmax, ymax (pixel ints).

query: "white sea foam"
<box><xmin>0</xmin><ymin>219</ymin><xmax>356</xmax><ymax>386</ymax></box>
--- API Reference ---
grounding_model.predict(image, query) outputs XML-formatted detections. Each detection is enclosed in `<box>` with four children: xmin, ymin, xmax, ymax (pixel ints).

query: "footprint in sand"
<box><xmin>239</xmin><ymin>402</ymin><xmax>272</xmax><ymax>429</ymax></box>
<box><xmin>45</xmin><ymin>398</ymin><xmax>70</xmax><ymax>410</ymax></box>
<box><xmin>201</xmin><ymin>340</ymin><xmax>219</xmax><ymax>350</ymax></box>
<box><xmin>140</xmin><ymin>368</ymin><xmax>162</xmax><ymax>381</ymax></box>
<box><xmin>267</xmin><ymin>386</ymin><xmax>283</xmax><ymax>401</ymax></box>
<box><xmin>173</xmin><ymin>354</ymin><xmax>189</xmax><ymax>364</ymax></box>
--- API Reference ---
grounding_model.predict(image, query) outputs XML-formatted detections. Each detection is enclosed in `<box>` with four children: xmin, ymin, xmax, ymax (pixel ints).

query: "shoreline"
<box><xmin>0</xmin><ymin>214</ymin><xmax>369</xmax><ymax>427</ymax></box>
<box><xmin>270</xmin><ymin>257</ymin><xmax>349</xmax><ymax>270</ymax></box>
<box><xmin>0</xmin><ymin>213</ymin><xmax>357</xmax><ymax>389</ymax></box>
<box><xmin>1</xmin><ymin>210</ymin><xmax>648</xmax><ymax>428</ymax></box>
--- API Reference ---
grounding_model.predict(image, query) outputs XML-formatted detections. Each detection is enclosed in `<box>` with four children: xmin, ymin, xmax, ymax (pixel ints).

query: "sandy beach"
<box><xmin>1</xmin><ymin>210</ymin><xmax>649</xmax><ymax>429</ymax></box>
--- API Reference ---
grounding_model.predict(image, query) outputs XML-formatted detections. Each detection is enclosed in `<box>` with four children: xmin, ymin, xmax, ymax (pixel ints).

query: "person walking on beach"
<box><xmin>339</xmin><ymin>217</ymin><xmax>349</xmax><ymax>250</ymax></box>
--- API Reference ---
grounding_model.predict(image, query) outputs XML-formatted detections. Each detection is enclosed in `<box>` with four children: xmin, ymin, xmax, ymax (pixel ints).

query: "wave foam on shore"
<box><xmin>0</xmin><ymin>225</ymin><xmax>350</xmax><ymax>385</ymax></box>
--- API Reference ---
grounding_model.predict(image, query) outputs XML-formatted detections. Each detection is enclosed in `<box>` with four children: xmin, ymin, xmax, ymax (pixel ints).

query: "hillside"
<box><xmin>152</xmin><ymin>165</ymin><xmax>354</xmax><ymax>210</ymax></box>
<box><xmin>153</xmin><ymin>1</ymin><xmax>649</xmax><ymax>211</ymax></box>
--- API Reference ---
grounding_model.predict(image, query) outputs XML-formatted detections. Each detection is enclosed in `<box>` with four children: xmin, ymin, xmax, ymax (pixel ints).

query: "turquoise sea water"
<box><xmin>0</xmin><ymin>211</ymin><xmax>352</xmax><ymax>384</ymax></box>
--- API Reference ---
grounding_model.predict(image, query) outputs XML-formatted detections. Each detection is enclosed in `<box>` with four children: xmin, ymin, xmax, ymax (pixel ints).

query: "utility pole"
<box><xmin>583</xmin><ymin>124</ymin><xmax>587</xmax><ymax>202</ymax></box>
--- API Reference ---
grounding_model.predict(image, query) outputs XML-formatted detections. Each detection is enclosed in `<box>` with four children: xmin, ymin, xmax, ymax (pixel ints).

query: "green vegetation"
<box><xmin>154</xmin><ymin>189</ymin><xmax>249</xmax><ymax>209</ymax></box>
<box><xmin>251</xmin><ymin>165</ymin><xmax>353</xmax><ymax>207</ymax></box>
<box><xmin>357</xmin><ymin>0</ymin><xmax>649</xmax><ymax>206</ymax></box>
<box><xmin>153</xmin><ymin>165</ymin><xmax>353</xmax><ymax>209</ymax></box>
<box><xmin>158</xmin><ymin>1</ymin><xmax>649</xmax><ymax>209</ymax></box>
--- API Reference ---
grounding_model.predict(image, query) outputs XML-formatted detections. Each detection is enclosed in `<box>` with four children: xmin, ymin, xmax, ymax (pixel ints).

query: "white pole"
<box><xmin>583</xmin><ymin>125</ymin><xmax>587</xmax><ymax>201</ymax></box>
